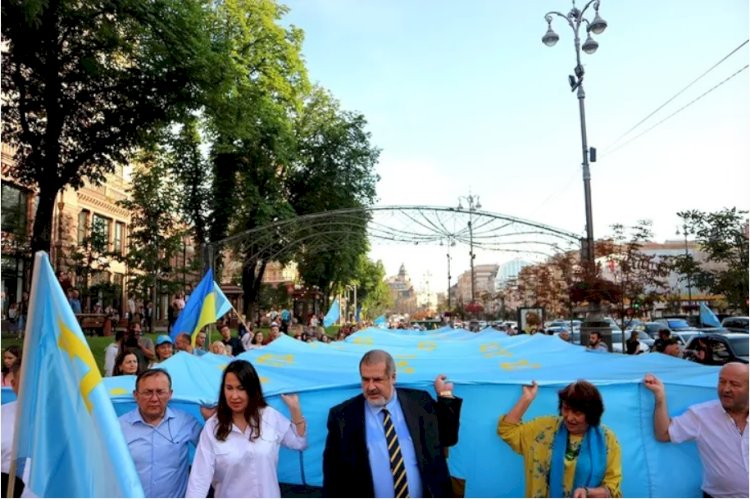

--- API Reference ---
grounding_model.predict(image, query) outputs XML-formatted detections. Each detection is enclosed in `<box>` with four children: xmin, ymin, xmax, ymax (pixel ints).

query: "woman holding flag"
<box><xmin>186</xmin><ymin>360</ymin><xmax>307</xmax><ymax>497</ymax></box>
<box><xmin>498</xmin><ymin>380</ymin><xmax>622</xmax><ymax>498</ymax></box>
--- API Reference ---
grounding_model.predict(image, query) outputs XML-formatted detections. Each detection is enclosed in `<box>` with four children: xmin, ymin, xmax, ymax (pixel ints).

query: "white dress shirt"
<box><xmin>103</xmin><ymin>343</ymin><xmax>119</xmax><ymax>377</ymax></box>
<box><xmin>2</xmin><ymin>401</ymin><xmax>17</xmax><ymax>474</ymax></box>
<box><xmin>186</xmin><ymin>406</ymin><xmax>307</xmax><ymax>498</ymax></box>
<box><xmin>2</xmin><ymin>402</ymin><xmax>34</xmax><ymax>498</ymax></box>
<box><xmin>669</xmin><ymin>399</ymin><xmax>749</xmax><ymax>498</ymax></box>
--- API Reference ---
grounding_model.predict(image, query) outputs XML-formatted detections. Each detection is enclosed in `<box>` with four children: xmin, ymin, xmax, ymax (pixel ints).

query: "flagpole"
<box><xmin>228</xmin><ymin>302</ymin><xmax>254</xmax><ymax>338</ymax></box>
<box><xmin>8</xmin><ymin>251</ymin><xmax>45</xmax><ymax>498</ymax></box>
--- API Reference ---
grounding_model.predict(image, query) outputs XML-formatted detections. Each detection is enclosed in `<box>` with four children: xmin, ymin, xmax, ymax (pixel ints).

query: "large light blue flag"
<box><xmin>373</xmin><ymin>314</ymin><xmax>387</xmax><ymax>327</ymax></box>
<box><xmin>5</xmin><ymin>321</ymin><xmax>720</xmax><ymax>497</ymax></box>
<box><xmin>12</xmin><ymin>252</ymin><xmax>143</xmax><ymax>497</ymax></box>
<box><xmin>170</xmin><ymin>269</ymin><xmax>232</xmax><ymax>344</ymax></box>
<box><xmin>323</xmin><ymin>297</ymin><xmax>340</xmax><ymax>327</ymax></box>
<box><xmin>699</xmin><ymin>303</ymin><xmax>721</xmax><ymax>327</ymax></box>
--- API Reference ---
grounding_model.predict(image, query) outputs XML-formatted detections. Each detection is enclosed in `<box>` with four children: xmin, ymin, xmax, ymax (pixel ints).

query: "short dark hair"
<box><xmin>658</xmin><ymin>328</ymin><xmax>671</xmax><ymax>336</ymax></box>
<box><xmin>558</xmin><ymin>380</ymin><xmax>604</xmax><ymax>427</ymax></box>
<box><xmin>135</xmin><ymin>368</ymin><xmax>172</xmax><ymax>392</ymax></box>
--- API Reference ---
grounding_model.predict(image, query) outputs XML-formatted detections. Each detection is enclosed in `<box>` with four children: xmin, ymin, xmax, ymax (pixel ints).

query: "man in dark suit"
<box><xmin>323</xmin><ymin>349</ymin><xmax>462</xmax><ymax>498</ymax></box>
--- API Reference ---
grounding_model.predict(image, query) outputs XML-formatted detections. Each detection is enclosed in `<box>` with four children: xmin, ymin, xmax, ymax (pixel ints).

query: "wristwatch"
<box><xmin>439</xmin><ymin>390</ymin><xmax>454</xmax><ymax>398</ymax></box>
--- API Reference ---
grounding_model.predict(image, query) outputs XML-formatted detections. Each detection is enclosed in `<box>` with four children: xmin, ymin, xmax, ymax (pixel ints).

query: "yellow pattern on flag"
<box><xmin>57</xmin><ymin>320</ymin><xmax>102</xmax><ymax>412</ymax></box>
<box><xmin>191</xmin><ymin>291</ymin><xmax>217</xmax><ymax>346</ymax></box>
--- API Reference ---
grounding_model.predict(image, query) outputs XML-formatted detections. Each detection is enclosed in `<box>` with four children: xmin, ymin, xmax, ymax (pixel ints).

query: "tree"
<box><xmin>68</xmin><ymin>219</ymin><xmax>111</xmax><ymax>312</ymax></box>
<box><xmin>117</xmin><ymin>149</ymin><xmax>188</xmax><ymax>307</ymax></box>
<box><xmin>677</xmin><ymin>208</ymin><xmax>749</xmax><ymax>313</ymax></box>
<box><xmin>168</xmin><ymin>118</ymin><xmax>211</xmax><ymax>245</ymax></box>
<box><xmin>350</xmin><ymin>256</ymin><xmax>392</xmax><ymax>320</ymax></box>
<box><xmin>598</xmin><ymin>221</ymin><xmax>670</xmax><ymax>349</ymax></box>
<box><xmin>194</xmin><ymin>0</ymin><xmax>309</xmax><ymax>320</ymax></box>
<box><xmin>288</xmin><ymin>87</ymin><xmax>380</xmax><ymax>301</ymax></box>
<box><xmin>2</xmin><ymin>0</ymin><xmax>211</xmax><ymax>260</ymax></box>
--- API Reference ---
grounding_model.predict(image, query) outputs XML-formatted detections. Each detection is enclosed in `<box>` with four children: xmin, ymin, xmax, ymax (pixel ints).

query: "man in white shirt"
<box><xmin>644</xmin><ymin>363</ymin><xmax>749</xmax><ymax>498</ymax></box>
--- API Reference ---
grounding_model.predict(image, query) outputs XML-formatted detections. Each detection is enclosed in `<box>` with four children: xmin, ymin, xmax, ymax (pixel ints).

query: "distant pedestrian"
<box><xmin>587</xmin><ymin>331</ymin><xmax>608</xmax><ymax>352</ymax></box>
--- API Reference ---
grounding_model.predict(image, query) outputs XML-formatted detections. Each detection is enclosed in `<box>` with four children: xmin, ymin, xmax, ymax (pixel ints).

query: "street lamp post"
<box><xmin>458</xmin><ymin>194</ymin><xmax>481</xmax><ymax>305</ymax></box>
<box><xmin>443</xmin><ymin>237</ymin><xmax>455</xmax><ymax>310</ymax></box>
<box><xmin>677</xmin><ymin>223</ymin><xmax>694</xmax><ymax>315</ymax></box>
<box><xmin>542</xmin><ymin>0</ymin><xmax>607</xmax><ymax>277</ymax></box>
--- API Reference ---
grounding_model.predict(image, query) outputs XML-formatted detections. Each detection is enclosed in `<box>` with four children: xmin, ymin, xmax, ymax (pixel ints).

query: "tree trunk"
<box><xmin>242</xmin><ymin>257</ymin><xmax>267</xmax><ymax>326</ymax></box>
<box><xmin>30</xmin><ymin>182</ymin><xmax>59</xmax><ymax>266</ymax></box>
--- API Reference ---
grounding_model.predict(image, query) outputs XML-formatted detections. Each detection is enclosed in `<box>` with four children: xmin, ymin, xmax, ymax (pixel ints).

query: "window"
<box><xmin>114</xmin><ymin>222</ymin><xmax>124</xmax><ymax>255</ymax></box>
<box><xmin>1</xmin><ymin>183</ymin><xmax>28</xmax><ymax>234</ymax></box>
<box><xmin>91</xmin><ymin>214</ymin><xmax>111</xmax><ymax>250</ymax></box>
<box><xmin>77</xmin><ymin>210</ymin><xmax>89</xmax><ymax>244</ymax></box>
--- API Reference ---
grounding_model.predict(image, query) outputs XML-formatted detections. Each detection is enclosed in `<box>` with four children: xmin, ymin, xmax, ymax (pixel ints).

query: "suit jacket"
<box><xmin>323</xmin><ymin>388</ymin><xmax>462</xmax><ymax>498</ymax></box>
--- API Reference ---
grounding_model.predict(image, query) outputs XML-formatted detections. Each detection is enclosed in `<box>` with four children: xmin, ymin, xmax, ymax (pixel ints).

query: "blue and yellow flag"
<box><xmin>12</xmin><ymin>252</ymin><xmax>143</xmax><ymax>497</ymax></box>
<box><xmin>170</xmin><ymin>268</ymin><xmax>231</xmax><ymax>345</ymax></box>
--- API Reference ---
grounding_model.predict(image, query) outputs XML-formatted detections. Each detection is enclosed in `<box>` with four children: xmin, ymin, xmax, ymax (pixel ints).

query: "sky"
<box><xmin>282</xmin><ymin>0</ymin><xmax>749</xmax><ymax>296</ymax></box>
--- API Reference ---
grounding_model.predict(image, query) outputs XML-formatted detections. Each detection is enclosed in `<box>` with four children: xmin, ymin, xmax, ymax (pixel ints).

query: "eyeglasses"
<box><xmin>138</xmin><ymin>390</ymin><xmax>170</xmax><ymax>399</ymax></box>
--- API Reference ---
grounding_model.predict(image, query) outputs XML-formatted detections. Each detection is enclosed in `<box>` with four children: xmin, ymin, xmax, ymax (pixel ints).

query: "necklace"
<box><xmin>565</xmin><ymin>439</ymin><xmax>582</xmax><ymax>460</ymax></box>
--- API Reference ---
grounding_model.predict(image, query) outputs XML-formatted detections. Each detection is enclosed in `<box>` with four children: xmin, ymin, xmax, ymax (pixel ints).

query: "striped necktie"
<box><xmin>381</xmin><ymin>409</ymin><xmax>409</xmax><ymax>498</ymax></box>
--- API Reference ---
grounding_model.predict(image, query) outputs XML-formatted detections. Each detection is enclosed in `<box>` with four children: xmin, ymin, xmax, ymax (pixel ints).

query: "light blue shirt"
<box><xmin>365</xmin><ymin>390</ymin><xmax>423</xmax><ymax>498</ymax></box>
<box><xmin>119</xmin><ymin>407</ymin><xmax>202</xmax><ymax>498</ymax></box>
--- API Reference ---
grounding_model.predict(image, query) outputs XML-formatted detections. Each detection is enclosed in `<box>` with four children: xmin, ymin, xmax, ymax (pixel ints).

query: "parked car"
<box><xmin>611</xmin><ymin>331</ymin><xmax>649</xmax><ymax>354</ymax></box>
<box><xmin>670</xmin><ymin>330</ymin><xmax>706</xmax><ymax>347</ymax></box>
<box><xmin>654</xmin><ymin>317</ymin><xmax>693</xmax><ymax>331</ymax></box>
<box><xmin>721</xmin><ymin>316</ymin><xmax>749</xmax><ymax>334</ymax></box>
<box><xmin>684</xmin><ymin>334</ymin><xmax>749</xmax><ymax>365</ymax></box>
<box><xmin>636</xmin><ymin>322</ymin><xmax>667</xmax><ymax>339</ymax></box>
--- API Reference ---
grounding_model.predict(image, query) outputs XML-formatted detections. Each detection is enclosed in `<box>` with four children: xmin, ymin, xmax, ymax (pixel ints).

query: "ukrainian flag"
<box><xmin>170</xmin><ymin>268</ymin><xmax>231</xmax><ymax>345</ymax></box>
<box><xmin>12</xmin><ymin>252</ymin><xmax>143</xmax><ymax>497</ymax></box>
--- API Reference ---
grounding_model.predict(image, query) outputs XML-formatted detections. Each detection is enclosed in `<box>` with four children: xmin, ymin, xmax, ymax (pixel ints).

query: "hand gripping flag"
<box><xmin>170</xmin><ymin>268</ymin><xmax>232</xmax><ymax>345</ymax></box>
<box><xmin>11</xmin><ymin>252</ymin><xmax>144</xmax><ymax>497</ymax></box>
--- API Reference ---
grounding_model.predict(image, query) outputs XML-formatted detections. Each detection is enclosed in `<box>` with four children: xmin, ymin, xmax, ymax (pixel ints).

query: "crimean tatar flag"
<box><xmin>170</xmin><ymin>268</ymin><xmax>231</xmax><ymax>345</ymax></box>
<box><xmin>12</xmin><ymin>252</ymin><xmax>144</xmax><ymax>497</ymax></box>
<box><xmin>323</xmin><ymin>297</ymin><xmax>341</xmax><ymax>328</ymax></box>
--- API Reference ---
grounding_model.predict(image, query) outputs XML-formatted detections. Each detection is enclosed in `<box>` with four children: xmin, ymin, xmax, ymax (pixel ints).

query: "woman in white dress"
<box><xmin>186</xmin><ymin>360</ymin><xmax>307</xmax><ymax>498</ymax></box>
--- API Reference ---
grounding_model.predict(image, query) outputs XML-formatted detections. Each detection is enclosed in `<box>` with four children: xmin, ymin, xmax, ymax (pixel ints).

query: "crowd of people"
<box><xmin>0</xmin><ymin>329</ymin><xmax>748</xmax><ymax>498</ymax></box>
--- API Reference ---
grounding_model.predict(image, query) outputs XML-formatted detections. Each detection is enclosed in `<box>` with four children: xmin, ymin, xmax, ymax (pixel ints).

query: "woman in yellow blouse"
<box><xmin>498</xmin><ymin>380</ymin><xmax>622</xmax><ymax>498</ymax></box>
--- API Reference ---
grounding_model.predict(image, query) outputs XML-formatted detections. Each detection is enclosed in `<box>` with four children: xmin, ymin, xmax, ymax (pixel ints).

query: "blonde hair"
<box><xmin>210</xmin><ymin>340</ymin><xmax>226</xmax><ymax>354</ymax></box>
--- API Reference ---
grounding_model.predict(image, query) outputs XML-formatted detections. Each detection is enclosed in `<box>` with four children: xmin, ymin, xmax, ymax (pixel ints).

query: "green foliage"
<box><xmin>69</xmin><ymin>220</ymin><xmax>112</xmax><ymax>310</ymax></box>
<box><xmin>288</xmin><ymin>88</ymin><xmax>381</xmax><ymax>296</ymax></box>
<box><xmin>350</xmin><ymin>256</ymin><xmax>392</xmax><ymax>319</ymax></box>
<box><xmin>599</xmin><ymin>220</ymin><xmax>670</xmax><ymax>332</ymax></box>
<box><xmin>117</xmin><ymin>149</ymin><xmax>188</xmax><ymax>300</ymax></box>
<box><xmin>168</xmin><ymin>118</ymin><xmax>211</xmax><ymax>244</ymax></box>
<box><xmin>677</xmin><ymin>208</ymin><xmax>749</xmax><ymax>313</ymax></box>
<box><xmin>2</xmin><ymin>0</ymin><xmax>213</xmax><ymax>254</ymax></box>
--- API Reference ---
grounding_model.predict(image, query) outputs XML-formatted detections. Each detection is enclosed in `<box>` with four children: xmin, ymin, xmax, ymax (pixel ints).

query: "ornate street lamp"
<box><xmin>541</xmin><ymin>0</ymin><xmax>607</xmax><ymax>276</ymax></box>
<box><xmin>458</xmin><ymin>194</ymin><xmax>481</xmax><ymax>305</ymax></box>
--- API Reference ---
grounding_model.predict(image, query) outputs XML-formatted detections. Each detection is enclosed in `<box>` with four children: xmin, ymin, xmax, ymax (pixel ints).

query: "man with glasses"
<box><xmin>119</xmin><ymin>369</ymin><xmax>202</xmax><ymax>497</ymax></box>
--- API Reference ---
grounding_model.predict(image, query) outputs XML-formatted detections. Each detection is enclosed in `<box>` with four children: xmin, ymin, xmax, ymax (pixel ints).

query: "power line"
<box><xmin>604</xmin><ymin>64</ymin><xmax>749</xmax><ymax>157</ymax></box>
<box><xmin>604</xmin><ymin>39</ymin><xmax>749</xmax><ymax>153</ymax></box>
